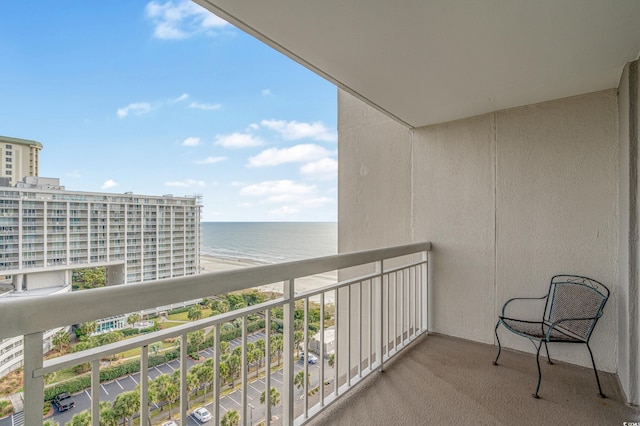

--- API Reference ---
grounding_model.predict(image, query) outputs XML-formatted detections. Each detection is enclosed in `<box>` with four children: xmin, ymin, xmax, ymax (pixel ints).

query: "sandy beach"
<box><xmin>200</xmin><ymin>254</ymin><xmax>338</xmax><ymax>304</ymax></box>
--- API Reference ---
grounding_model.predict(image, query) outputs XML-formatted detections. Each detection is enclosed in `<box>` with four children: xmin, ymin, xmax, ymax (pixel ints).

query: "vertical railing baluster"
<box><xmin>283</xmin><ymin>278</ymin><xmax>295</xmax><ymax>425</ymax></box>
<box><xmin>358</xmin><ymin>281</ymin><xmax>362</xmax><ymax>378</ymax></box>
<box><xmin>378</xmin><ymin>260</ymin><xmax>385</xmax><ymax>372</ymax></box>
<box><xmin>241</xmin><ymin>315</ymin><xmax>248</xmax><ymax>426</ymax></box>
<box><xmin>180</xmin><ymin>331</ymin><xmax>188</xmax><ymax>423</ymax></box>
<box><xmin>368</xmin><ymin>279</ymin><xmax>373</xmax><ymax>370</ymax></box>
<box><xmin>400</xmin><ymin>269</ymin><xmax>405</xmax><ymax>346</ymax></box>
<box><xmin>334</xmin><ymin>288</ymin><xmax>339</xmax><ymax>395</ymax></box>
<box><xmin>23</xmin><ymin>332</ymin><xmax>43</xmax><ymax>426</ymax></box>
<box><xmin>303</xmin><ymin>297</ymin><xmax>309</xmax><ymax>419</ymax></box>
<box><xmin>265</xmin><ymin>309</ymin><xmax>271</xmax><ymax>425</ymax></box>
<box><xmin>140</xmin><ymin>344</ymin><xmax>149</xmax><ymax>426</ymax></box>
<box><xmin>422</xmin><ymin>250</ymin><xmax>429</xmax><ymax>333</ymax></box>
<box><xmin>319</xmin><ymin>292</ymin><xmax>325</xmax><ymax>407</ymax></box>
<box><xmin>91</xmin><ymin>359</ymin><xmax>99</xmax><ymax>426</ymax></box>
<box><xmin>214</xmin><ymin>324</ymin><xmax>221</xmax><ymax>426</ymax></box>
<box><xmin>347</xmin><ymin>284</ymin><xmax>352</xmax><ymax>387</ymax></box>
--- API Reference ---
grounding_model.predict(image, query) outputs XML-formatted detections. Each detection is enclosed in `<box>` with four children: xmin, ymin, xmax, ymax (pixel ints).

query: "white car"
<box><xmin>300</xmin><ymin>352</ymin><xmax>319</xmax><ymax>364</ymax></box>
<box><xmin>192</xmin><ymin>407</ymin><xmax>212</xmax><ymax>423</ymax></box>
<box><xmin>161</xmin><ymin>422</ymin><xmax>178</xmax><ymax>426</ymax></box>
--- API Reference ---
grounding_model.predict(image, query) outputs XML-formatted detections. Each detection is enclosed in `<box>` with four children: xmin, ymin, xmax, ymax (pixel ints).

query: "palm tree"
<box><xmin>51</xmin><ymin>329</ymin><xmax>70</xmax><ymax>353</ymax></box>
<box><xmin>221</xmin><ymin>409</ymin><xmax>241</xmax><ymax>426</ymax></box>
<box><xmin>271</xmin><ymin>334</ymin><xmax>283</xmax><ymax>366</ymax></box>
<box><xmin>293</xmin><ymin>331</ymin><xmax>304</xmax><ymax>357</ymax></box>
<box><xmin>126</xmin><ymin>312</ymin><xmax>141</xmax><ymax>326</ymax></box>
<box><xmin>151</xmin><ymin>374</ymin><xmax>179</xmax><ymax>419</ymax></box>
<box><xmin>220</xmin><ymin>340</ymin><xmax>231</xmax><ymax>357</ymax></box>
<box><xmin>219</xmin><ymin>361</ymin><xmax>230</xmax><ymax>386</ymax></box>
<box><xmin>113</xmin><ymin>390</ymin><xmax>140</xmax><ymax>426</ymax></box>
<box><xmin>188</xmin><ymin>330</ymin><xmax>205</xmax><ymax>352</ymax></box>
<box><xmin>188</xmin><ymin>305</ymin><xmax>203</xmax><ymax>321</ymax></box>
<box><xmin>78</xmin><ymin>321</ymin><xmax>97</xmax><ymax>340</ymax></box>
<box><xmin>196</xmin><ymin>361</ymin><xmax>214</xmax><ymax>402</ymax></box>
<box><xmin>68</xmin><ymin>410</ymin><xmax>91</xmax><ymax>426</ymax></box>
<box><xmin>99</xmin><ymin>401</ymin><xmax>118</xmax><ymax>426</ymax></box>
<box><xmin>253</xmin><ymin>348</ymin><xmax>263</xmax><ymax>378</ymax></box>
<box><xmin>294</xmin><ymin>371</ymin><xmax>310</xmax><ymax>390</ymax></box>
<box><xmin>260</xmin><ymin>387</ymin><xmax>280</xmax><ymax>409</ymax></box>
<box><xmin>226</xmin><ymin>354</ymin><xmax>240</xmax><ymax>387</ymax></box>
<box><xmin>186</xmin><ymin>370</ymin><xmax>200</xmax><ymax>407</ymax></box>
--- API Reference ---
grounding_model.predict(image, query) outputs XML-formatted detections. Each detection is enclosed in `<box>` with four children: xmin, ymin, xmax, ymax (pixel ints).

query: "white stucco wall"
<box><xmin>339</xmin><ymin>89</ymin><xmax>620</xmax><ymax>373</ymax></box>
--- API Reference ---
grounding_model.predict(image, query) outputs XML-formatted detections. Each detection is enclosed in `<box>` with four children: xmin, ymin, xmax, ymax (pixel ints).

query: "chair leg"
<box><xmin>493</xmin><ymin>320</ymin><xmax>502</xmax><ymax>365</ymax></box>
<box><xmin>533</xmin><ymin>342</ymin><xmax>542</xmax><ymax>399</ymax></box>
<box><xmin>543</xmin><ymin>341</ymin><xmax>553</xmax><ymax>365</ymax></box>
<box><xmin>586</xmin><ymin>343</ymin><xmax>606</xmax><ymax>398</ymax></box>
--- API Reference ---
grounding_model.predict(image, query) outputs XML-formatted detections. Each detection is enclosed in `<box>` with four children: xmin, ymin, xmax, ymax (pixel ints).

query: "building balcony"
<box><xmin>0</xmin><ymin>243</ymin><xmax>433</xmax><ymax>425</ymax></box>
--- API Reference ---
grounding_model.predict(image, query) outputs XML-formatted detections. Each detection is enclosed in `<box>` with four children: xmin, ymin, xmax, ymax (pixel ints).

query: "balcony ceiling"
<box><xmin>195</xmin><ymin>0</ymin><xmax>640</xmax><ymax>128</ymax></box>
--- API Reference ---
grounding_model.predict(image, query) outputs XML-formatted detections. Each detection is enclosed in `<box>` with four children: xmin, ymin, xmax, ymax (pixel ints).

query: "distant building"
<box><xmin>0</xmin><ymin>176</ymin><xmax>202</xmax><ymax>377</ymax></box>
<box><xmin>0</xmin><ymin>136</ymin><xmax>42</xmax><ymax>186</ymax></box>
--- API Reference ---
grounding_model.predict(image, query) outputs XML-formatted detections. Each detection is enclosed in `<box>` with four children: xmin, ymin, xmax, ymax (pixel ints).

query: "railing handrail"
<box><xmin>0</xmin><ymin>242</ymin><xmax>430</xmax><ymax>340</ymax></box>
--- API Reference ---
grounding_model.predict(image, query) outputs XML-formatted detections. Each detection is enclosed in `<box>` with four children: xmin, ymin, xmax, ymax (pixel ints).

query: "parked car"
<box><xmin>161</xmin><ymin>422</ymin><xmax>178</xmax><ymax>426</ymax></box>
<box><xmin>192</xmin><ymin>407</ymin><xmax>212</xmax><ymax>422</ymax></box>
<box><xmin>52</xmin><ymin>392</ymin><xmax>75</xmax><ymax>412</ymax></box>
<box><xmin>300</xmin><ymin>352</ymin><xmax>319</xmax><ymax>364</ymax></box>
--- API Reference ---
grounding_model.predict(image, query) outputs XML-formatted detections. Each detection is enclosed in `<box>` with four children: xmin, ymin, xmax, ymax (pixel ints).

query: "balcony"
<box><xmin>0</xmin><ymin>243</ymin><xmax>430</xmax><ymax>425</ymax></box>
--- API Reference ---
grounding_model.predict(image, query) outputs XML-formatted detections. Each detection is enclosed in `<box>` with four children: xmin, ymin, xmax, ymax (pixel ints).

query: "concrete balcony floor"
<box><xmin>308</xmin><ymin>334</ymin><xmax>639</xmax><ymax>426</ymax></box>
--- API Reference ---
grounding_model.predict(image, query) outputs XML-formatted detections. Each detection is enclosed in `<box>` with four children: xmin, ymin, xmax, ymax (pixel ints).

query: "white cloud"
<box><xmin>240</xmin><ymin>180</ymin><xmax>316</xmax><ymax>196</ymax></box>
<box><xmin>269</xmin><ymin>206</ymin><xmax>299</xmax><ymax>216</ymax></box>
<box><xmin>300</xmin><ymin>197</ymin><xmax>334</xmax><ymax>208</ymax></box>
<box><xmin>248</xmin><ymin>144</ymin><xmax>331</xmax><ymax>167</ymax></box>
<box><xmin>182</xmin><ymin>137</ymin><xmax>200</xmax><ymax>146</ymax></box>
<box><xmin>194</xmin><ymin>156</ymin><xmax>227</xmax><ymax>165</ymax></box>
<box><xmin>262</xmin><ymin>89</ymin><xmax>272</xmax><ymax>96</ymax></box>
<box><xmin>189</xmin><ymin>101</ymin><xmax>221</xmax><ymax>111</ymax></box>
<box><xmin>261</xmin><ymin>119</ymin><xmax>336</xmax><ymax>142</ymax></box>
<box><xmin>215</xmin><ymin>132</ymin><xmax>264</xmax><ymax>148</ymax></box>
<box><xmin>102</xmin><ymin>179</ymin><xmax>118</xmax><ymax>189</ymax></box>
<box><xmin>145</xmin><ymin>0</ymin><xmax>229</xmax><ymax>40</ymax></box>
<box><xmin>117</xmin><ymin>102</ymin><xmax>151</xmax><ymax>118</ymax></box>
<box><xmin>165</xmin><ymin>179</ymin><xmax>206</xmax><ymax>188</ymax></box>
<box><xmin>300</xmin><ymin>158</ymin><xmax>338</xmax><ymax>180</ymax></box>
<box><xmin>174</xmin><ymin>93</ymin><xmax>189</xmax><ymax>102</ymax></box>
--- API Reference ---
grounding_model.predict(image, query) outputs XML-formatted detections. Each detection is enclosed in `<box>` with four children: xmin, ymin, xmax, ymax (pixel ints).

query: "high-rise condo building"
<box><xmin>0</xmin><ymin>136</ymin><xmax>42</xmax><ymax>186</ymax></box>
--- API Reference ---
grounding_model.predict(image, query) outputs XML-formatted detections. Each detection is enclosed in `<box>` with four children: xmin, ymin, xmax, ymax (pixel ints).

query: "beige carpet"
<box><xmin>307</xmin><ymin>333</ymin><xmax>639</xmax><ymax>426</ymax></box>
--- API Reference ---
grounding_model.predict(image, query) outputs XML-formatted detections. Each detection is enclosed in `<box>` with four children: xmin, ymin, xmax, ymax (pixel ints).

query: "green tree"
<box><xmin>225</xmin><ymin>293</ymin><xmax>246</xmax><ymax>310</ymax></box>
<box><xmin>260</xmin><ymin>387</ymin><xmax>280</xmax><ymax>409</ymax></box>
<box><xmin>77</xmin><ymin>321</ymin><xmax>97</xmax><ymax>340</ymax></box>
<box><xmin>219</xmin><ymin>361</ymin><xmax>230</xmax><ymax>386</ymax></box>
<box><xmin>328</xmin><ymin>353</ymin><xmax>335</xmax><ymax>368</ymax></box>
<box><xmin>196</xmin><ymin>362</ymin><xmax>214</xmax><ymax>402</ymax></box>
<box><xmin>186</xmin><ymin>370</ymin><xmax>199</xmax><ymax>407</ymax></box>
<box><xmin>252</xmin><ymin>348</ymin><xmax>264</xmax><ymax>378</ymax></box>
<box><xmin>294</xmin><ymin>370</ymin><xmax>311</xmax><ymax>390</ymax></box>
<box><xmin>151</xmin><ymin>374</ymin><xmax>179</xmax><ymax>419</ymax></box>
<box><xmin>52</xmin><ymin>329</ymin><xmax>70</xmax><ymax>353</ymax></box>
<box><xmin>211</xmin><ymin>299</ymin><xmax>230</xmax><ymax>314</ymax></box>
<box><xmin>126</xmin><ymin>313</ymin><xmax>141</xmax><ymax>326</ymax></box>
<box><xmin>226</xmin><ymin>354</ymin><xmax>241</xmax><ymax>387</ymax></box>
<box><xmin>99</xmin><ymin>401</ymin><xmax>118</xmax><ymax>426</ymax></box>
<box><xmin>68</xmin><ymin>410</ymin><xmax>91</xmax><ymax>426</ymax></box>
<box><xmin>188</xmin><ymin>305</ymin><xmax>203</xmax><ymax>322</ymax></box>
<box><xmin>271</xmin><ymin>334</ymin><xmax>283</xmax><ymax>366</ymax></box>
<box><xmin>220</xmin><ymin>341</ymin><xmax>231</xmax><ymax>357</ymax></box>
<box><xmin>42</xmin><ymin>420</ymin><xmax>59</xmax><ymax>426</ymax></box>
<box><xmin>188</xmin><ymin>330</ymin><xmax>205</xmax><ymax>351</ymax></box>
<box><xmin>221</xmin><ymin>409</ymin><xmax>241</xmax><ymax>426</ymax></box>
<box><xmin>150</xmin><ymin>341</ymin><xmax>162</xmax><ymax>356</ymax></box>
<box><xmin>113</xmin><ymin>390</ymin><xmax>140</xmax><ymax>426</ymax></box>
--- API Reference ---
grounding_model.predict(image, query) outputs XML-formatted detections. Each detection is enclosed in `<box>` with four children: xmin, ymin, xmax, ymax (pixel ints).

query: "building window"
<box><xmin>5</xmin><ymin>158</ymin><xmax>11</xmax><ymax>163</ymax></box>
<box><xmin>5</xmin><ymin>164</ymin><xmax>10</xmax><ymax>169</ymax></box>
<box><xmin>5</xmin><ymin>145</ymin><xmax>11</xmax><ymax>149</ymax></box>
<box><xmin>6</xmin><ymin>151</ymin><xmax>11</xmax><ymax>156</ymax></box>
<box><xmin>5</xmin><ymin>171</ymin><xmax>10</xmax><ymax>176</ymax></box>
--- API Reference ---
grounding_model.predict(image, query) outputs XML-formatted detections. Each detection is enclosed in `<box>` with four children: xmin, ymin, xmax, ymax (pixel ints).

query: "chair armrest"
<box><xmin>500</xmin><ymin>295</ymin><xmax>547</xmax><ymax>317</ymax></box>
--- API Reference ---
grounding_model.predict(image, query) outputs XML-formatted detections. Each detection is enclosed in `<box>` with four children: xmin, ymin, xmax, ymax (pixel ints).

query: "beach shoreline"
<box><xmin>200</xmin><ymin>253</ymin><xmax>337</xmax><ymax>303</ymax></box>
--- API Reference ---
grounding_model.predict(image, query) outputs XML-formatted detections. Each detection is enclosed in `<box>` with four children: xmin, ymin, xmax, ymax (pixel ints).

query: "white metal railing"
<box><xmin>0</xmin><ymin>242</ymin><xmax>430</xmax><ymax>425</ymax></box>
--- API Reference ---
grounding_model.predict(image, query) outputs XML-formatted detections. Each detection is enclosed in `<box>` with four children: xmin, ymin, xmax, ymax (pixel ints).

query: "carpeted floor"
<box><xmin>307</xmin><ymin>333</ymin><xmax>639</xmax><ymax>426</ymax></box>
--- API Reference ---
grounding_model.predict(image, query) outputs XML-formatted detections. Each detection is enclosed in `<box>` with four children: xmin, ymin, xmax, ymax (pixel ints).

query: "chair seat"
<box><xmin>500</xmin><ymin>317</ymin><xmax>583</xmax><ymax>343</ymax></box>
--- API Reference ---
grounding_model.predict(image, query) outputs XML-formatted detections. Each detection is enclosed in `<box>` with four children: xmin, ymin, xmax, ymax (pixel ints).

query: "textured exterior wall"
<box><xmin>339</xmin><ymin>89</ymin><xmax>620</xmax><ymax>372</ymax></box>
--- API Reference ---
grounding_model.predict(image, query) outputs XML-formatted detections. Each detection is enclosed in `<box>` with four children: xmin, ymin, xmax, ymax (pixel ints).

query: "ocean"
<box><xmin>200</xmin><ymin>222</ymin><xmax>337</xmax><ymax>264</ymax></box>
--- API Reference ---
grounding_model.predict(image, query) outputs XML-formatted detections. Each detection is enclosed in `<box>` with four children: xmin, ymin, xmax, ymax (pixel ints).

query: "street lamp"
<box><xmin>248</xmin><ymin>403</ymin><xmax>255</xmax><ymax>426</ymax></box>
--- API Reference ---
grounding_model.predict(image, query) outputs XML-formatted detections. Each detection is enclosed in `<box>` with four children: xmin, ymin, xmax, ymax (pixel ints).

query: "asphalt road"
<box><xmin>1</xmin><ymin>332</ymin><xmax>332</xmax><ymax>426</ymax></box>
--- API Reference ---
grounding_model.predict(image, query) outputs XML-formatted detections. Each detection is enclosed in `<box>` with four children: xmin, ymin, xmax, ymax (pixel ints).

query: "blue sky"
<box><xmin>0</xmin><ymin>1</ymin><xmax>337</xmax><ymax>222</ymax></box>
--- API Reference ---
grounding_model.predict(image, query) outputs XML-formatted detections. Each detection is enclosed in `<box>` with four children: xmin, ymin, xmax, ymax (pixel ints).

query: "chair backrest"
<box><xmin>543</xmin><ymin>275</ymin><xmax>609</xmax><ymax>341</ymax></box>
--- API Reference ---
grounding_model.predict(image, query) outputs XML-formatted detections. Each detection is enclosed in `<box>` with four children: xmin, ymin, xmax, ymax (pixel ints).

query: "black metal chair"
<box><xmin>493</xmin><ymin>274</ymin><xmax>610</xmax><ymax>399</ymax></box>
